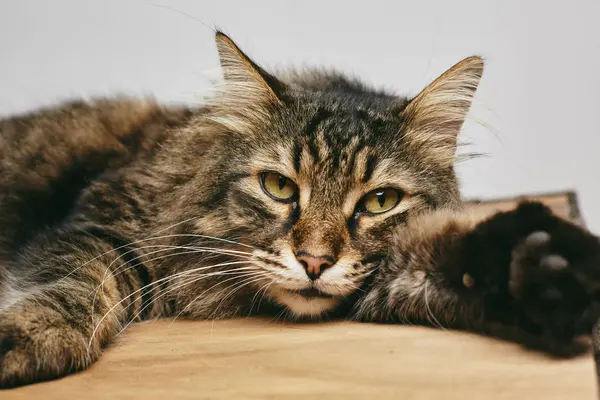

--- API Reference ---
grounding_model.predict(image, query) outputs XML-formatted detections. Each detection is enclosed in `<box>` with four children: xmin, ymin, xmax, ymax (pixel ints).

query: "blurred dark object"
<box><xmin>465</xmin><ymin>191</ymin><xmax>584</xmax><ymax>227</ymax></box>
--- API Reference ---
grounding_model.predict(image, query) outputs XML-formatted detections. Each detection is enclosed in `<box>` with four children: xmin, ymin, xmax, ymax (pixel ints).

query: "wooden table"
<box><xmin>2</xmin><ymin>319</ymin><xmax>597</xmax><ymax>399</ymax></box>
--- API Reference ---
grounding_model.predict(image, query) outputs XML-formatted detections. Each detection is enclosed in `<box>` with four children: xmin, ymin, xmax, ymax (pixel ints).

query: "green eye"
<box><xmin>260</xmin><ymin>172</ymin><xmax>298</xmax><ymax>202</ymax></box>
<box><xmin>360</xmin><ymin>188</ymin><xmax>402</xmax><ymax>214</ymax></box>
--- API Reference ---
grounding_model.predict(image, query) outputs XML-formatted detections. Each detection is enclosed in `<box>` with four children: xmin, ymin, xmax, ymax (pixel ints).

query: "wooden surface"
<box><xmin>2</xmin><ymin>319</ymin><xmax>597</xmax><ymax>399</ymax></box>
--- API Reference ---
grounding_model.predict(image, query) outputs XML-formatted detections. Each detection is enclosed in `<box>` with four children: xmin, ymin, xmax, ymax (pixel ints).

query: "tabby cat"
<box><xmin>1</xmin><ymin>32</ymin><xmax>599</xmax><ymax>388</ymax></box>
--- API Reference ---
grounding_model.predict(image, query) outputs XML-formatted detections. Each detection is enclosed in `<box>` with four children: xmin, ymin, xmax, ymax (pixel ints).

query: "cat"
<box><xmin>0</xmin><ymin>31</ymin><xmax>599</xmax><ymax>388</ymax></box>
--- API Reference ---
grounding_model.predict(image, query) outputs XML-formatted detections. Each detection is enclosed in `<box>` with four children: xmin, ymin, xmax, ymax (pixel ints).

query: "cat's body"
<box><xmin>1</xmin><ymin>32</ymin><xmax>600</xmax><ymax>388</ymax></box>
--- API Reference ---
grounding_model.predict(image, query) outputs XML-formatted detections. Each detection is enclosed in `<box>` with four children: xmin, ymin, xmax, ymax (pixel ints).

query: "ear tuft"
<box><xmin>214</xmin><ymin>31</ymin><xmax>282</xmax><ymax>103</ymax></box>
<box><xmin>402</xmin><ymin>56</ymin><xmax>484</xmax><ymax>163</ymax></box>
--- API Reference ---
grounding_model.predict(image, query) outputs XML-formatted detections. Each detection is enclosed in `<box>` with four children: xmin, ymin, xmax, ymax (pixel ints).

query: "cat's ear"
<box><xmin>215</xmin><ymin>31</ymin><xmax>284</xmax><ymax>103</ymax></box>
<box><xmin>402</xmin><ymin>56</ymin><xmax>484</xmax><ymax>164</ymax></box>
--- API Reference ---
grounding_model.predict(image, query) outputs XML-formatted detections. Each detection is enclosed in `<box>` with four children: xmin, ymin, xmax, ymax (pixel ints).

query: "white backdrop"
<box><xmin>1</xmin><ymin>0</ymin><xmax>599</xmax><ymax>230</ymax></box>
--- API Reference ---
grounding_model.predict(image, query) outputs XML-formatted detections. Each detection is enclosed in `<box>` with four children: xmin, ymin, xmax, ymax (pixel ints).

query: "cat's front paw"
<box><xmin>508</xmin><ymin>229</ymin><xmax>600</xmax><ymax>342</ymax></box>
<box><xmin>481</xmin><ymin>202</ymin><xmax>600</xmax><ymax>348</ymax></box>
<box><xmin>0</xmin><ymin>307</ymin><xmax>96</xmax><ymax>388</ymax></box>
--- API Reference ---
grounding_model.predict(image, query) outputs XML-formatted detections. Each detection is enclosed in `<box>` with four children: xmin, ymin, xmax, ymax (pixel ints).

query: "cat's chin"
<box><xmin>269</xmin><ymin>287</ymin><xmax>341</xmax><ymax>318</ymax></box>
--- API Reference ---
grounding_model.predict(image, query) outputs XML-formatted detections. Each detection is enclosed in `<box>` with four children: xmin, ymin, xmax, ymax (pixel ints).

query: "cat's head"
<box><xmin>189</xmin><ymin>32</ymin><xmax>483</xmax><ymax>318</ymax></box>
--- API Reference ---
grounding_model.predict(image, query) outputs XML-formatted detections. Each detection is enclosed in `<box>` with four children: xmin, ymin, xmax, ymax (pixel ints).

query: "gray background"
<box><xmin>1</xmin><ymin>0</ymin><xmax>598</xmax><ymax>230</ymax></box>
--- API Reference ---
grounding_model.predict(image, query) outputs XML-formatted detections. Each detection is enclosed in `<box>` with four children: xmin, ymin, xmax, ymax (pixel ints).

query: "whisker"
<box><xmin>272</xmin><ymin>308</ymin><xmax>289</xmax><ymax>325</ymax></box>
<box><xmin>112</xmin><ymin>260</ymin><xmax>253</xmax><ymax>319</ymax></box>
<box><xmin>210</xmin><ymin>274</ymin><xmax>271</xmax><ymax>318</ymax></box>
<box><xmin>90</xmin><ymin>244</ymin><xmax>252</xmax><ymax>320</ymax></box>
<box><xmin>118</xmin><ymin>267</ymin><xmax>264</xmax><ymax>335</ymax></box>
<box><xmin>62</xmin><ymin>232</ymin><xmax>253</xmax><ymax>281</ymax></box>
<box><xmin>87</xmin><ymin>260</ymin><xmax>252</xmax><ymax>351</ymax></box>
<box><xmin>256</xmin><ymin>281</ymin><xmax>274</xmax><ymax>313</ymax></box>
<box><xmin>248</xmin><ymin>280</ymin><xmax>274</xmax><ymax>316</ymax></box>
<box><xmin>152</xmin><ymin>216</ymin><xmax>202</xmax><ymax>236</ymax></box>
<box><xmin>424</xmin><ymin>281</ymin><xmax>446</xmax><ymax>331</ymax></box>
<box><xmin>125</xmin><ymin>266</ymin><xmax>261</xmax><ymax>321</ymax></box>
<box><xmin>167</xmin><ymin>233</ymin><xmax>257</xmax><ymax>250</ymax></box>
<box><xmin>170</xmin><ymin>269</ymin><xmax>268</xmax><ymax>323</ymax></box>
<box><xmin>98</xmin><ymin>243</ymin><xmax>251</xmax><ymax>293</ymax></box>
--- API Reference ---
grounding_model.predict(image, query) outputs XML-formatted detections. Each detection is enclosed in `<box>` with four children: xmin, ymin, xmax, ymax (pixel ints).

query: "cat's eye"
<box><xmin>358</xmin><ymin>188</ymin><xmax>402</xmax><ymax>214</ymax></box>
<box><xmin>260</xmin><ymin>172</ymin><xmax>298</xmax><ymax>202</ymax></box>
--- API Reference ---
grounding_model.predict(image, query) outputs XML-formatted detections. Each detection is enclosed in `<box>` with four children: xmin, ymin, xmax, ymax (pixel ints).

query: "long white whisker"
<box><xmin>91</xmin><ymin>245</ymin><xmax>252</xmax><ymax>321</ymax></box>
<box><xmin>424</xmin><ymin>281</ymin><xmax>446</xmax><ymax>331</ymax></box>
<box><xmin>255</xmin><ymin>281</ymin><xmax>274</xmax><ymax>313</ymax></box>
<box><xmin>90</xmin><ymin>248</ymin><xmax>198</xmax><ymax>318</ymax></box>
<box><xmin>209</xmin><ymin>274</ymin><xmax>270</xmax><ymax>318</ymax></box>
<box><xmin>170</xmin><ymin>269</ymin><xmax>266</xmax><ymax>323</ymax></box>
<box><xmin>62</xmin><ymin>232</ymin><xmax>253</xmax><ymax>281</ymax></box>
<box><xmin>117</xmin><ymin>268</ymin><xmax>264</xmax><ymax>335</ymax></box>
<box><xmin>125</xmin><ymin>267</ymin><xmax>262</xmax><ymax>321</ymax></box>
<box><xmin>96</xmin><ymin>243</ymin><xmax>251</xmax><ymax>295</ymax></box>
<box><xmin>248</xmin><ymin>280</ymin><xmax>274</xmax><ymax>316</ymax></box>
<box><xmin>152</xmin><ymin>216</ymin><xmax>201</xmax><ymax>236</ymax></box>
<box><xmin>270</xmin><ymin>308</ymin><xmax>288</xmax><ymax>325</ymax></box>
<box><xmin>174</xmin><ymin>233</ymin><xmax>257</xmax><ymax>250</ymax></box>
<box><xmin>107</xmin><ymin>244</ymin><xmax>251</xmax><ymax>277</ymax></box>
<box><xmin>87</xmin><ymin>260</ymin><xmax>251</xmax><ymax>351</ymax></box>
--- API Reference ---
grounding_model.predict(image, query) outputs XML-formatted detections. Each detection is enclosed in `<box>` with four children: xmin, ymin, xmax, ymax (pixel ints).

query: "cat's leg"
<box><xmin>353</xmin><ymin>202</ymin><xmax>600</xmax><ymax>351</ymax></box>
<box><xmin>0</xmin><ymin>228</ymin><xmax>155</xmax><ymax>387</ymax></box>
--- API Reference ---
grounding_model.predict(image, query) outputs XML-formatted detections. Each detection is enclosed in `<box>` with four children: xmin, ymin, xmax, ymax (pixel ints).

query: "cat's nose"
<box><xmin>295</xmin><ymin>251</ymin><xmax>335</xmax><ymax>280</ymax></box>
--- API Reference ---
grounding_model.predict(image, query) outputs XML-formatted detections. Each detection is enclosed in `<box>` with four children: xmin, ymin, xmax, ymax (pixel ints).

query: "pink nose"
<box><xmin>295</xmin><ymin>251</ymin><xmax>335</xmax><ymax>280</ymax></box>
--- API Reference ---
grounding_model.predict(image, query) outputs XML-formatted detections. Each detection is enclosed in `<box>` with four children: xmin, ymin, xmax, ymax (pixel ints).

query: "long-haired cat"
<box><xmin>0</xmin><ymin>32</ymin><xmax>599</xmax><ymax>387</ymax></box>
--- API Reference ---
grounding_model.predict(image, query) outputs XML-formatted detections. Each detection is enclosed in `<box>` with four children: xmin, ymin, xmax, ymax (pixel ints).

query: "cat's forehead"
<box><xmin>288</xmin><ymin>100</ymin><xmax>410</xmax><ymax>175</ymax></box>
<box><xmin>284</xmin><ymin>96</ymin><xmax>397</xmax><ymax>153</ymax></box>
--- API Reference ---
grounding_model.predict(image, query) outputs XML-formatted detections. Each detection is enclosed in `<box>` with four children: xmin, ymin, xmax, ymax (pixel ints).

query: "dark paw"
<box><xmin>509</xmin><ymin>230</ymin><xmax>598</xmax><ymax>342</ymax></box>
<box><xmin>473</xmin><ymin>202</ymin><xmax>600</xmax><ymax>348</ymax></box>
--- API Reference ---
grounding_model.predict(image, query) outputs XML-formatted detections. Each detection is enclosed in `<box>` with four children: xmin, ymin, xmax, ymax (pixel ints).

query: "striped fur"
<box><xmin>1</xmin><ymin>31</ymin><xmax>598</xmax><ymax>388</ymax></box>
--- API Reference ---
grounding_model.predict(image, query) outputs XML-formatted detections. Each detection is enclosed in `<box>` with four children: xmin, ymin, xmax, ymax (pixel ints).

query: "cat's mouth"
<box><xmin>286</xmin><ymin>288</ymin><xmax>334</xmax><ymax>298</ymax></box>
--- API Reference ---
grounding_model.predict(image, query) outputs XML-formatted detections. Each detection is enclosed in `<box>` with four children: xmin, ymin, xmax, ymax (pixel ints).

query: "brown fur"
<box><xmin>1</xmin><ymin>32</ymin><xmax>599</xmax><ymax>388</ymax></box>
